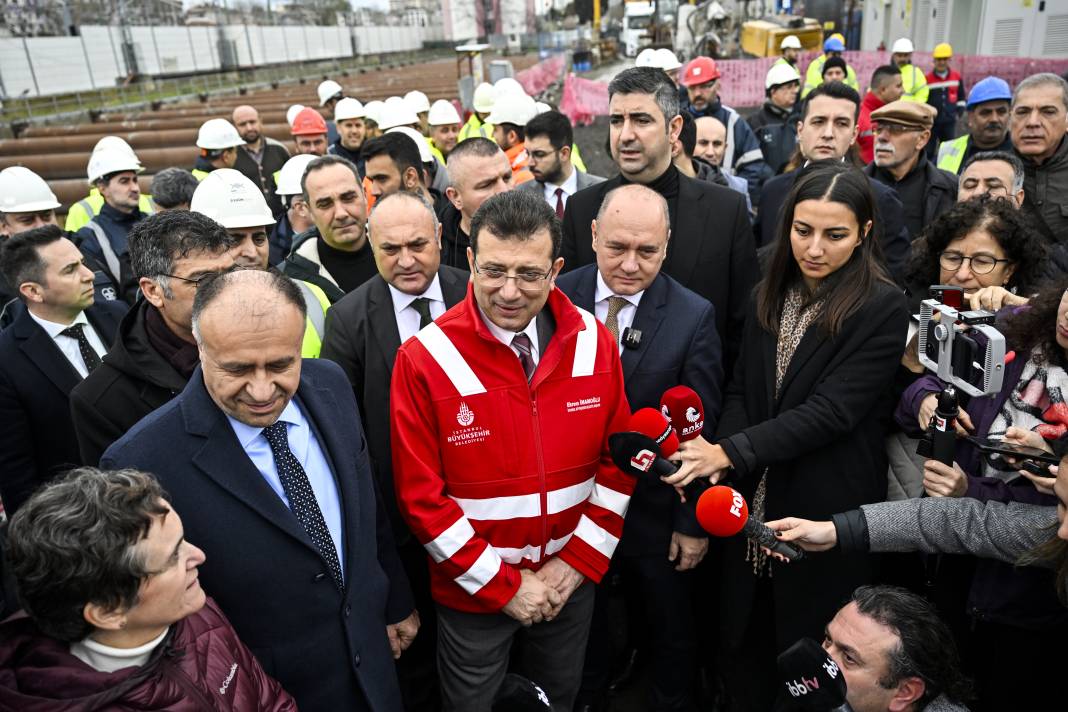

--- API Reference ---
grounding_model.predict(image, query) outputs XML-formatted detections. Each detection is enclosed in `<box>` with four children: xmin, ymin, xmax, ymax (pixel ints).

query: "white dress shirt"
<box><xmin>478</xmin><ymin>306</ymin><xmax>541</xmax><ymax>367</ymax></box>
<box><xmin>387</xmin><ymin>274</ymin><xmax>447</xmax><ymax>343</ymax></box>
<box><xmin>28</xmin><ymin>310</ymin><xmax>107</xmax><ymax>378</ymax></box>
<box><xmin>594</xmin><ymin>270</ymin><xmax>644</xmax><ymax>352</ymax></box>
<box><xmin>542</xmin><ymin>167</ymin><xmax>579</xmax><ymax>211</ymax></box>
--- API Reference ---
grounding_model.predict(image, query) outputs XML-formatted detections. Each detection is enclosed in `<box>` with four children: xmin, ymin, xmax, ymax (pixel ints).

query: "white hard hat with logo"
<box><xmin>473</xmin><ymin>82</ymin><xmax>495</xmax><ymax>113</ymax></box>
<box><xmin>891</xmin><ymin>37</ymin><xmax>915</xmax><ymax>53</ymax></box>
<box><xmin>486</xmin><ymin>93</ymin><xmax>538</xmax><ymax>127</ymax></box>
<box><xmin>87</xmin><ymin>149</ymin><xmax>143</xmax><ymax>184</ymax></box>
<box><xmin>196</xmin><ymin>118</ymin><xmax>244</xmax><ymax>150</ymax></box>
<box><xmin>636</xmin><ymin>48</ymin><xmax>657</xmax><ymax>68</ymax></box>
<box><xmin>317</xmin><ymin>80</ymin><xmax>344</xmax><ymax>106</ymax></box>
<box><xmin>191</xmin><ymin>168</ymin><xmax>274</xmax><ymax>229</ymax></box>
<box><xmin>0</xmin><ymin>167</ymin><xmax>61</xmax><ymax>213</ymax></box>
<box><xmin>405</xmin><ymin>90</ymin><xmax>431</xmax><ymax>113</ymax></box>
<box><xmin>275</xmin><ymin>154</ymin><xmax>318</xmax><ymax>197</ymax></box>
<box><xmin>334</xmin><ymin>97</ymin><xmax>366</xmax><ymax>121</ymax></box>
<box><xmin>378</xmin><ymin>96</ymin><xmax>420</xmax><ymax>130</ymax></box>
<box><xmin>387</xmin><ymin>126</ymin><xmax>435</xmax><ymax>164</ymax></box>
<box><xmin>428</xmin><ymin>99</ymin><xmax>462</xmax><ymax>126</ymax></box>
<box><xmin>765</xmin><ymin>62</ymin><xmax>802</xmax><ymax>89</ymax></box>
<box><xmin>654</xmin><ymin>48</ymin><xmax>682</xmax><ymax>71</ymax></box>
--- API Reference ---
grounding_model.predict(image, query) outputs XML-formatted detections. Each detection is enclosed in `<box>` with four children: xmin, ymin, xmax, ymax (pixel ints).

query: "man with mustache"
<box><xmin>1010</xmin><ymin>73</ymin><xmax>1068</xmax><ymax>244</ymax></box>
<box><xmin>864</xmin><ymin>100</ymin><xmax>958</xmax><ymax>241</ymax></box>
<box><xmin>936</xmin><ymin>77</ymin><xmax>1014</xmax><ymax>175</ymax></box>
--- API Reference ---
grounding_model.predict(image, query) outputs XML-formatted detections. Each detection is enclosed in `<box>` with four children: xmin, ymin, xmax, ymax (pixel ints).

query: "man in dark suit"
<box><xmin>557</xmin><ymin>184</ymin><xmax>723</xmax><ymax>712</ymax></box>
<box><xmin>560</xmin><ymin>67</ymin><xmax>757</xmax><ymax>374</ymax></box>
<box><xmin>101</xmin><ymin>269</ymin><xmax>416</xmax><ymax>712</ymax></box>
<box><xmin>0</xmin><ymin>226</ymin><xmax>127</xmax><ymax>514</ymax></box>
<box><xmin>754</xmin><ymin>82</ymin><xmax>911</xmax><ymax>283</ymax></box>
<box><xmin>321</xmin><ymin>191</ymin><xmax>468</xmax><ymax>711</ymax></box>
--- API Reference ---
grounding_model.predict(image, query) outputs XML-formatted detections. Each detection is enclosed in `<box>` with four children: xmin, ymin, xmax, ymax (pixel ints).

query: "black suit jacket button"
<box><xmin>353</xmin><ymin>652</ymin><xmax>361</xmax><ymax>666</ymax></box>
<box><xmin>344</xmin><ymin>604</ymin><xmax>352</xmax><ymax>617</ymax></box>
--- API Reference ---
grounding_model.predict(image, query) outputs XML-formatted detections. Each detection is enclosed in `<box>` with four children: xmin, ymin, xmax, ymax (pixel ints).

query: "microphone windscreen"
<box><xmin>695</xmin><ymin>485</ymin><xmax>749</xmax><ymax>537</ymax></box>
<box><xmin>660</xmin><ymin>385</ymin><xmax>705</xmax><ymax>442</ymax></box>
<box><xmin>492</xmin><ymin>673</ymin><xmax>551</xmax><ymax>711</ymax></box>
<box><xmin>627</xmin><ymin>408</ymin><xmax>679</xmax><ymax>457</ymax></box>
<box><xmin>608</xmin><ymin>432</ymin><xmax>676</xmax><ymax>479</ymax></box>
<box><xmin>776</xmin><ymin>638</ymin><xmax>848</xmax><ymax>709</ymax></box>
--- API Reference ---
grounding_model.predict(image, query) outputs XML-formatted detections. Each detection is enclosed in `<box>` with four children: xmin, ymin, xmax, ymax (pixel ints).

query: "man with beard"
<box><xmin>518</xmin><ymin>111</ymin><xmax>604</xmax><ymax>215</ymax></box>
<box><xmin>233</xmin><ymin>105</ymin><xmax>290</xmax><ymax>217</ymax></box>
<box><xmin>937</xmin><ymin>77</ymin><xmax>1014</xmax><ymax>174</ymax></box>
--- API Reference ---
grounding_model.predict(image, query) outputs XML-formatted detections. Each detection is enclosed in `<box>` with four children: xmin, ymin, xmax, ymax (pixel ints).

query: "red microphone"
<box><xmin>627</xmin><ymin>408</ymin><xmax>679</xmax><ymax>458</ymax></box>
<box><xmin>660</xmin><ymin>385</ymin><xmax>705</xmax><ymax>442</ymax></box>
<box><xmin>696</xmin><ymin>486</ymin><xmax>804</xmax><ymax>560</ymax></box>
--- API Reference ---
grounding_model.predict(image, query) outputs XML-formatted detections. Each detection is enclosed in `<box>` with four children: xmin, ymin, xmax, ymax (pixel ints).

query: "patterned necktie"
<box><xmin>554</xmin><ymin>188</ymin><xmax>565</xmax><ymax>219</ymax></box>
<box><xmin>411</xmin><ymin>297</ymin><xmax>433</xmax><ymax>329</ymax></box>
<box><xmin>59</xmin><ymin>323</ymin><xmax>102</xmax><ymax>374</ymax></box>
<box><xmin>512</xmin><ymin>332</ymin><xmax>535</xmax><ymax>382</ymax></box>
<box><xmin>261</xmin><ymin>421</ymin><xmax>344</xmax><ymax>589</ymax></box>
<box><xmin>604</xmin><ymin>296</ymin><xmax>628</xmax><ymax>343</ymax></box>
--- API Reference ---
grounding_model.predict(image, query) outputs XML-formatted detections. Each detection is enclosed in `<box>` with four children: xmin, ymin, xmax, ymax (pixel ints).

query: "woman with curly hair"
<box><xmin>905</xmin><ymin>196</ymin><xmax>1049</xmax><ymax>314</ymax></box>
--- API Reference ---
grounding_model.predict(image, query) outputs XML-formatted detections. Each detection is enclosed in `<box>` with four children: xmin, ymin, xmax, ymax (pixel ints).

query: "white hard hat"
<box><xmin>635</xmin><ymin>48</ymin><xmax>657</xmax><ymax>68</ymax></box>
<box><xmin>317</xmin><ymin>79</ymin><xmax>344</xmax><ymax>106</ymax></box>
<box><xmin>428</xmin><ymin>99</ymin><xmax>462</xmax><ymax>126</ymax></box>
<box><xmin>87</xmin><ymin>148</ymin><xmax>143</xmax><ymax>184</ymax></box>
<box><xmin>765</xmin><ymin>62</ymin><xmax>801</xmax><ymax>89</ymax></box>
<box><xmin>191</xmin><ymin>168</ymin><xmax>274</xmax><ymax>229</ymax></box>
<box><xmin>286</xmin><ymin>104</ymin><xmax>306</xmax><ymax>127</ymax></box>
<box><xmin>378</xmin><ymin>96</ymin><xmax>420</xmax><ymax>130</ymax></box>
<box><xmin>0</xmin><ymin>167</ymin><xmax>61</xmax><ymax>213</ymax></box>
<box><xmin>91</xmin><ymin>135</ymin><xmax>136</xmax><ymax>156</ymax></box>
<box><xmin>535</xmin><ymin>101</ymin><xmax>552</xmax><ymax>114</ymax></box>
<box><xmin>363</xmin><ymin>100</ymin><xmax>385</xmax><ymax>125</ymax></box>
<box><xmin>387</xmin><ymin>126</ymin><xmax>435</xmax><ymax>164</ymax></box>
<box><xmin>780</xmin><ymin>35</ymin><xmax>802</xmax><ymax>50</ymax></box>
<box><xmin>196</xmin><ymin>118</ymin><xmax>244</xmax><ymax>150</ymax></box>
<box><xmin>654</xmin><ymin>48</ymin><xmax>682</xmax><ymax>71</ymax></box>
<box><xmin>275</xmin><ymin>154</ymin><xmax>318</xmax><ymax>196</ymax></box>
<box><xmin>473</xmin><ymin>82</ymin><xmax>495</xmax><ymax>113</ymax></box>
<box><xmin>405</xmin><ymin>90</ymin><xmax>431</xmax><ymax>113</ymax></box>
<box><xmin>891</xmin><ymin>37</ymin><xmax>914</xmax><ymax>53</ymax></box>
<box><xmin>334</xmin><ymin>97</ymin><xmax>366</xmax><ymax>121</ymax></box>
<box><xmin>493</xmin><ymin>77</ymin><xmax>526</xmax><ymax>100</ymax></box>
<box><xmin>486</xmin><ymin>93</ymin><xmax>538</xmax><ymax>127</ymax></box>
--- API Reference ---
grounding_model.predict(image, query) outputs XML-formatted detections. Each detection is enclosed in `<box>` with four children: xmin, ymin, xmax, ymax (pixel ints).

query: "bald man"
<box><xmin>439</xmin><ymin>137</ymin><xmax>514</xmax><ymax>271</ymax></box>
<box><xmin>695</xmin><ymin>116</ymin><xmax>750</xmax><ymax>200</ymax></box>
<box><xmin>232</xmin><ymin>104</ymin><xmax>290</xmax><ymax>216</ymax></box>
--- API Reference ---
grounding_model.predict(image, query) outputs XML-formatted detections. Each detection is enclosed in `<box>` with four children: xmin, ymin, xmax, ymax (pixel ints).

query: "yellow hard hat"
<box><xmin>933</xmin><ymin>43</ymin><xmax>953</xmax><ymax>59</ymax></box>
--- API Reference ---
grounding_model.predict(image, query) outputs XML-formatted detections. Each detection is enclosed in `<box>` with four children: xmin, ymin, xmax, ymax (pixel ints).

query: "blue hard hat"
<box><xmin>823</xmin><ymin>37</ymin><xmax>845</xmax><ymax>52</ymax></box>
<box><xmin>967</xmin><ymin>76</ymin><xmax>1013</xmax><ymax>108</ymax></box>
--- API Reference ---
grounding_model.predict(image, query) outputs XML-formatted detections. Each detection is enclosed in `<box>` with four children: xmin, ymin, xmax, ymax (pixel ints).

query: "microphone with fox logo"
<box><xmin>696</xmin><ymin>485</ymin><xmax>804</xmax><ymax>561</ymax></box>
<box><xmin>660</xmin><ymin>385</ymin><xmax>705</xmax><ymax>442</ymax></box>
<box><xmin>777</xmin><ymin>638</ymin><xmax>852</xmax><ymax>711</ymax></box>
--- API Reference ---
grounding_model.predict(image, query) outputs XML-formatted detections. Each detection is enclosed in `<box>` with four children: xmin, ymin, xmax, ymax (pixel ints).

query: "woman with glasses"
<box><xmin>663</xmin><ymin>163</ymin><xmax>909</xmax><ymax>711</ymax></box>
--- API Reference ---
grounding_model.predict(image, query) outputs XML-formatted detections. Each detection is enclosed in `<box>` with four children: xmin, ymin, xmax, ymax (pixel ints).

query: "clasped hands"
<box><xmin>502</xmin><ymin>558</ymin><xmax>585</xmax><ymax>627</ymax></box>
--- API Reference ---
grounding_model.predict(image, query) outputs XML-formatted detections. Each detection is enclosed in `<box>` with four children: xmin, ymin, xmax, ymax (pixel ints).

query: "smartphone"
<box><xmin>968</xmin><ymin>437</ymin><xmax>1061</xmax><ymax>465</ymax></box>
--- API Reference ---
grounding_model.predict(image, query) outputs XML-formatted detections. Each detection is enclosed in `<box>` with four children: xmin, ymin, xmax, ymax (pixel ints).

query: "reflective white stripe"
<box><xmin>723</xmin><ymin>109</ymin><xmax>738</xmax><ymax>169</ymax></box>
<box><xmin>736</xmin><ymin>148</ymin><xmax>765</xmax><ymax>166</ymax></box>
<box><xmin>455</xmin><ymin>545</ymin><xmax>503</xmax><ymax>595</ymax></box>
<box><xmin>425</xmin><ymin>517</ymin><xmax>477</xmax><ymax>564</ymax></box>
<box><xmin>572</xmin><ymin>513</ymin><xmax>620</xmax><ymax>559</ymax></box>
<box><xmin>927</xmin><ymin>80</ymin><xmax>958</xmax><ymax>90</ymax></box>
<box><xmin>589</xmin><ymin>483</ymin><xmax>630</xmax><ymax>517</ymax></box>
<box><xmin>416</xmin><ymin>323</ymin><xmax>486</xmax><ymax>396</ymax></box>
<box><xmin>572</xmin><ymin>307</ymin><xmax>597</xmax><ymax>378</ymax></box>
<box><xmin>451</xmin><ymin>478</ymin><xmax>594</xmax><ymax>521</ymax></box>
<box><xmin>494</xmin><ymin>534</ymin><xmax>573</xmax><ymax>564</ymax></box>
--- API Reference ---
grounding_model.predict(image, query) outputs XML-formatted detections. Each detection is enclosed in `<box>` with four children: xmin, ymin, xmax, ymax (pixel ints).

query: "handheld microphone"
<box><xmin>660</xmin><ymin>385</ymin><xmax>705</xmax><ymax>442</ymax></box>
<box><xmin>695</xmin><ymin>486</ymin><xmax>804</xmax><ymax>561</ymax></box>
<box><xmin>492</xmin><ymin>673</ymin><xmax>551</xmax><ymax>711</ymax></box>
<box><xmin>609</xmin><ymin>431</ymin><xmax>678</xmax><ymax>478</ymax></box>
<box><xmin>777</xmin><ymin>638</ymin><xmax>852</xmax><ymax>712</ymax></box>
<box><xmin>627</xmin><ymin>408</ymin><xmax>679</xmax><ymax>457</ymax></box>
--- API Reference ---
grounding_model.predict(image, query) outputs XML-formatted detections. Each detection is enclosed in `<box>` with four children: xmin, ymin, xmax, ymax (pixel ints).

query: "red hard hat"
<box><xmin>291</xmin><ymin>107</ymin><xmax>328</xmax><ymax>136</ymax></box>
<box><xmin>681</xmin><ymin>56</ymin><xmax>721</xmax><ymax>87</ymax></box>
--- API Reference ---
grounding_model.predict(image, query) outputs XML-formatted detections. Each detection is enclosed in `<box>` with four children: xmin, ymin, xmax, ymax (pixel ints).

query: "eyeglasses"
<box><xmin>472</xmin><ymin>261</ymin><xmax>553</xmax><ymax>293</ymax></box>
<box><xmin>938</xmin><ymin>251</ymin><xmax>1012</xmax><ymax>275</ymax></box>
<box><xmin>160</xmin><ymin>271</ymin><xmax>221</xmax><ymax>289</ymax></box>
<box><xmin>527</xmin><ymin>149</ymin><xmax>560</xmax><ymax>160</ymax></box>
<box><xmin>872</xmin><ymin>123</ymin><xmax>924</xmax><ymax>136</ymax></box>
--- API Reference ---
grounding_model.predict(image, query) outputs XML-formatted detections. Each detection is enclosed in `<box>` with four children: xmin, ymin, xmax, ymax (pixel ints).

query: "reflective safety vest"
<box><xmin>937</xmin><ymin>135</ymin><xmax>970</xmax><ymax>174</ymax></box>
<box><xmin>427</xmin><ymin>136</ymin><xmax>446</xmax><ymax>165</ymax></box>
<box><xmin>801</xmin><ymin>54</ymin><xmax>859</xmax><ymax>98</ymax></box>
<box><xmin>458</xmin><ymin>115</ymin><xmax>495</xmax><ymax>144</ymax></box>
<box><xmin>571</xmin><ymin>143</ymin><xmax>587</xmax><ymax>173</ymax></box>
<box><xmin>295</xmin><ymin>279</ymin><xmax>330</xmax><ymax>358</ymax></box>
<box><xmin>503</xmin><ymin>143</ymin><xmax>535</xmax><ymax>184</ymax></box>
<box><xmin>192</xmin><ymin>169</ymin><xmax>210</xmax><ymax>181</ymax></box>
<box><xmin>64</xmin><ymin>189</ymin><xmax>156</xmax><ymax>232</ymax></box>
<box><xmin>899</xmin><ymin>64</ymin><xmax>929</xmax><ymax>104</ymax></box>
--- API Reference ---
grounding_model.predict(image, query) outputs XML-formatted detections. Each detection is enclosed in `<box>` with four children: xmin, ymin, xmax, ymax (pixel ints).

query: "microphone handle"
<box><xmin>742</xmin><ymin>518</ymin><xmax>804</xmax><ymax>561</ymax></box>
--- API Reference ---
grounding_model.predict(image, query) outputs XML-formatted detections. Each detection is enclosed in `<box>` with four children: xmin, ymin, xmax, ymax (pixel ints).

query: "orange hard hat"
<box><xmin>681</xmin><ymin>56</ymin><xmax>721</xmax><ymax>87</ymax></box>
<box><xmin>291</xmin><ymin>107</ymin><xmax>328</xmax><ymax>136</ymax></box>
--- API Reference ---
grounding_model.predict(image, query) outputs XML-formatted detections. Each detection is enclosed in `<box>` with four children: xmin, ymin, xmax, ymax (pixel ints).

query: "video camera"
<box><xmin>917</xmin><ymin>285</ymin><xmax>1006</xmax><ymax>398</ymax></box>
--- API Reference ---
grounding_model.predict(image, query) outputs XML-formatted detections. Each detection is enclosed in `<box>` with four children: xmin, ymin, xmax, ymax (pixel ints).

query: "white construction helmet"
<box><xmin>780</xmin><ymin>35</ymin><xmax>802</xmax><ymax>50</ymax></box>
<box><xmin>87</xmin><ymin>148</ymin><xmax>143</xmax><ymax>184</ymax></box>
<box><xmin>275</xmin><ymin>154</ymin><xmax>318</xmax><ymax>197</ymax></box>
<box><xmin>654</xmin><ymin>48</ymin><xmax>682</xmax><ymax>71</ymax></box>
<box><xmin>91</xmin><ymin>135</ymin><xmax>137</xmax><ymax>156</ymax></box>
<box><xmin>891</xmin><ymin>37</ymin><xmax>915</xmax><ymax>53</ymax></box>
<box><xmin>765</xmin><ymin>62</ymin><xmax>802</xmax><ymax>89</ymax></box>
<box><xmin>191</xmin><ymin>168</ymin><xmax>274</xmax><ymax>229</ymax></box>
<box><xmin>378</xmin><ymin>96</ymin><xmax>420</xmax><ymax>130</ymax></box>
<box><xmin>473</xmin><ymin>82</ymin><xmax>495</xmax><ymax>113</ymax></box>
<box><xmin>387</xmin><ymin>126</ymin><xmax>435</xmax><ymax>164</ymax></box>
<box><xmin>363</xmin><ymin>100</ymin><xmax>385</xmax><ymax>126</ymax></box>
<box><xmin>428</xmin><ymin>99</ymin><xmax>462</xmax><ymax>126</ymax></box>
<box><xmin>493</xmin><ymin>77</ymin><xmax>526</xmax><ymax>100</ymax></box>
<box><xmin>405</xmin><ymin>90</ymin><xmax>431</xmax><ymax>113</ymax></box>
<box><xmin>286</xmin><ymin>104</ymin><xmax>306</xmax><ymax>127</ymax></box>
<box><xmin>196</xmin><ymin>118</ymin><xmax>244</xmax><ymax>150</ymax></box>
<box><xmin>334</xmin><ymin>97</ymin><xmax>366</xmax><ymax>121</ymax></box>
<box><xmin>486</xmin><ymin>93</ymin><xmax>538</xmax><ymax>127</ymax></box>
<box><xmin>0</xmin><ymin>167</ymin><xmax>61</xmax><ymax>213</ymax></box>
<box><xmin>317</xmin><ymin>79</ymin><xmax>344</xmax><ymax>106</ymax></box>
<box><xmin>635</xmin><ymin>48</ymin><xmax>657</xmax><ymax>68</ymax></box>
<box><xmin>535</xmin><ymin>101</ymin><xmax>552</xmax><ymax>114</ymax></box>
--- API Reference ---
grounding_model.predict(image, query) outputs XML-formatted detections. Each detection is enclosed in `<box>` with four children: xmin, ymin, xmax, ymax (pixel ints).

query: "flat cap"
<box><xmin>870</xmin><ymin>100</ymin><xmax>936</xmax><ymax>130</ymax></box>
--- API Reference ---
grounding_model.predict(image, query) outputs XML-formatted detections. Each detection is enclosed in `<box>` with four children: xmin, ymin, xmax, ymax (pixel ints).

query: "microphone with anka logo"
<box><xmin>777</xmin><ymin>638</ymin><xmax>852</xmax><ymax>712</ymax></box>
<box><xmin>695</xmin><ymin>485</ymin><xmax>804</xmax><ymax>561</ymax></box>
<box><xmin>659</xmin><ymin>385</ymin><xmax>706</xmax><ymax>442</ymax></box>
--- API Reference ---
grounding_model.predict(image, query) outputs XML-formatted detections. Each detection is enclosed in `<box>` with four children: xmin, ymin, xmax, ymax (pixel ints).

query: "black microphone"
<box><xmin>621</xmin><ymin>326</ymin><xmax>642</xmax><ymax>350</ymax></box>
<box><xmin>608</xmin><ymin>431</ymin><xmax>678</xmax><ymax>479</ymax></box>
<box><xmin>777</xmin><ymin>638</ymin><xmax>852</xmax><ymax>712</ymax></box>
<box><xmin>492</xmin><ymin>673</ymin><xmax>551</xmax><ymax>711</ymax></box>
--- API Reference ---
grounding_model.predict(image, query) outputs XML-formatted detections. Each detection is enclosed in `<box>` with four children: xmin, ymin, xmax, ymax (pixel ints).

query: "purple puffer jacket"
<box><xmin>0</xmin><ymin>598</ymin><xmax>297</xmax><ymax>711</ymax></box>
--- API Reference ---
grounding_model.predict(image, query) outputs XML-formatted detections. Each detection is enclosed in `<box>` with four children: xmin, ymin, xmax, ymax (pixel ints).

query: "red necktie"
<box><xmin>554</xmin><ymin>188</ymin><xmax>565</xmax><ymax>219</ymax></box>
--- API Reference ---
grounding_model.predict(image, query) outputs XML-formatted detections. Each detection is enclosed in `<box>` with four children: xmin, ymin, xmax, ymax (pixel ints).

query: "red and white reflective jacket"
<box><xmin>390</xmin><ymin>285</ymin><xmax>633</xmax><ymax>613</ymax></box>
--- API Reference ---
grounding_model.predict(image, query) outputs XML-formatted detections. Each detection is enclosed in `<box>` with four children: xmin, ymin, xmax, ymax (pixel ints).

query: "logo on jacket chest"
<box><xmin>448</xmin><ymin>401</ymin><xmax>492</xmax><ymax>446</ymax></box>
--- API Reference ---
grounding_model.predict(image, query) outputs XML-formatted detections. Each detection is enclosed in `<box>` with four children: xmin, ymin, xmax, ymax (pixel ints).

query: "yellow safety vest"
<box><xmin>936</xmin><ymin>135</ymin><xmax>970</xmax><ymax>174</ymax></box>
<box><xmin>458</xmin><ymin>115</ymin><xmax>495</xmax><ymax>144</ymax></box>
<box><xmin>426</xmin><ymin>137</ymin><xmax>446</xmax><ymax>165</ymax></box>
<box><xmin>899</xmin><ymin>64</ymin><xmax>929</xmax><ymax>104</ymax></box>
<box><xmin>801</xmin><ymin>55</ymin><xmax>859</xmax><ymax>98</ymax></box>
<box><xmin>192</xmin><ymin>169</ymin><xmax>210</xmax><ymax>181</ymax></box>
<box><xmin>296</xmin><ymin>279</ymin><xmax>331</xmax><ymax>358</ymax></box>
<box><xmin>64</xmin><ymin>189</ymin><xmax>156</xmax><ymax>232</ymax></box>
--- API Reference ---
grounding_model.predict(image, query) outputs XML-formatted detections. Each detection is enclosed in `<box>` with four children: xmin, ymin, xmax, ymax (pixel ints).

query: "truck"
<box><xmin>622</xmin><ymin>1</ymin><xmax>656</xmax><ymax>57</ymax></box>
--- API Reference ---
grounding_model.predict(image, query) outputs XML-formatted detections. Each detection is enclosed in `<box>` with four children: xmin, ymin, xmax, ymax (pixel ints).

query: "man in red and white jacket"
<box><xmin>391</xmin><ymin>190</ymin><xmax>633</xmax><ymax>711</ymax></box>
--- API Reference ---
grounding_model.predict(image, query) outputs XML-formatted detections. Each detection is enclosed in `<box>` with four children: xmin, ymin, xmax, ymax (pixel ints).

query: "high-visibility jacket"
<box><xmin>899</xmin><ymin>63</ymin><xmax>929</xmax><ymax>104</ymax></box>
<box><xmin>936</xmin><ymin>134</ymin><xmax>970</xmax><ymax>174</ymax></box>
<box><xmin>571</xmin><ymin>143</ymin><xmax>587</xmax><ymax>173</ymax></box>
<box><xmin>63</xmin><ymin>189</ymin><xmax>155</xmax><ymax>233</ymax></box>
<box><xmin>503</xmin><ymin>142</ymin><xmax>535</xmax><ymax>185</ymax></box>
<box><xmin>390</xmin><ymin>286</ymin><xmax>634</xmax><ymax>612</ymax></box>
<box><xmin>458</xmin><ymin>114</ymin><xmax>495</xmax><ymax>144</ymax></box>
<box><xmin>191</xmin><ymin>169</ymin><xmax>210</xmax><ymax>181</ymax></box>
<box><xmin>801</xmin><ymin>54</ymin><xmax>859</xmax><ymax>98</ymax></box>
<box><xmin>295</xmin><ymin>279</ymin><xmax>331</xmax><ymax>358</ymax></box>
<box><xmin>427</xmin><ymin>136</ymin><xmax>446</xmax><ymax>165</ymax></box>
